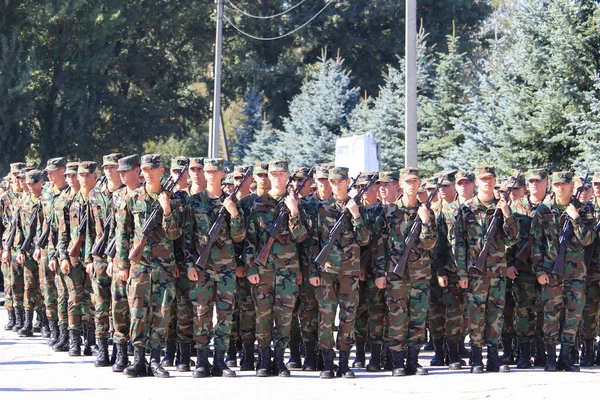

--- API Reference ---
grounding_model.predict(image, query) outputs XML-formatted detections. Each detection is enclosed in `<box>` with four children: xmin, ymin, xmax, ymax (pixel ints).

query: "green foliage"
<box><xmin>143</xmin><ymin>133</ymin><xmax>208</xmax><ymax>171</ymax></box>
<box><xmin>231</xmin><ymin>87</ymin><xmax>265</xmax><ymax>163</ymax></box>
<box><xmin>245</xmin><ymin>119</ymin><xmax>278</xmax><ymax>164</ymax></box>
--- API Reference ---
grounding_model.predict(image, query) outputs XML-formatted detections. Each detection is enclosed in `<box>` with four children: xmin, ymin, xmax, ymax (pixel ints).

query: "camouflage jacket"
<box><xmin>114</xmin><ymin>185</ymin><xmax>182</xmax><ymax>272</ymax></box>
<box><xmin>431</xmin><ymin>198</ymin><xmax>453</xmax><ymax>278</ymax></box>
<box><xmin>234</xmin><ymin>192</ymin><xmax>257</xmax><ymax>269</ymax></box>
<box><xmin>184</xmin><ymin>190</ymin><xmax>245</xmax><ymax>273</ymax></box>
<box><xmin>89</xmin><ymin>181</ymin><xmax>125</xmax><ymax>259</ymax></box>
<box><xmin>463</xmin><ymin>196</ymin><xmax>519</xmax><ymax>277</ymax></box>
<box><xmin>313</xmin><ymin>197</ymin><xmax>370</xmax><ymax>276</ymax></box>
<box><xmin>374</xmin><ymin>201</ymin><xmax>436</xmax><ymax>281</ymax></box>
<box><xmin>57</xmin><ymin>190</ymin><xmax>93</xmax><ymax>264</ymax></box>
<box><xmin>587</xmin><ymin>199</ymin><xmax>600</xmax><ymax>284</ymax></box>
<box><xmin>16</xmin><ymin>193</ymin><xmax>44</xmax><ymax>255</ymax></box>
<box><xmin>506</xmin><ymin>196</ymin><xmax>544</xmax><ymax>274</ymax></box>
<box><xmin>1</xmin><ymin>189</ymin><xmax>23</xmax><ymax>249</ymax></box>
<box><xmin>39</xmin><ymin>184</ymin><xmax>68</xmax><ymax>257</ymax></box>
<box><xmin>360</xmin><ymin>201</ymin><xmax>386</xmax><ymax>279</ymax></box>
<box><xmin>172</xmin><ymin>189</ymin><xmax>190</xmax><ymax>266</ymax></box>
<box><xmin>531</xmin><ymin>199</ymin><xmax>596</xmax><ymax>281</ymax></box>
<box><xmin>245</xmin><ymin>193</ymin><xmax>307</xmax><ymax>276</ymax></box>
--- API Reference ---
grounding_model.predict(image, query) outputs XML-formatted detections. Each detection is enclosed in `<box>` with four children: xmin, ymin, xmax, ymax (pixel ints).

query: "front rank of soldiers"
<box><xmin>5</xmin><ymin>155</ymin><xmax>600</xmax><ymax>379</ymax></box>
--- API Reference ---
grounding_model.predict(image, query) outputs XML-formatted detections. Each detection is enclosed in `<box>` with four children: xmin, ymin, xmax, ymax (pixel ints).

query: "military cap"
<box><xmin>189</xmin><ymin>157</ymin><xmax>204</xmax><ymax>169</ymax></box>
<box><xmin>424</xmin><ymin>176</ymin><xmax>438</xmax><ymax>189</ymax></box>
<box><xmin>418</xmin><ymin>182</ymin><xmax>426</xmax><ymax>193</ymax></box>
<box><xmin>140</xmin><ymin>154</ymin><xmax>163</xmax><ymax>169</ymax></box>
<box><xmin>551</xmin><ymin>171</ymin><xmax>574</xmax><ymax>184</ymax></box>
<box><xmin>117</xmin><ymin>155</ymin><xmax>141</xmax><ymax>172</ymax></box>
<box><xmin>328</xmin><ymin>166</ymin><xmax>349</xmax><ymax>180</ymax></box>
<box><xmin>314</xmin><ymin>164</ymin><xmax>331</xmax><ymax>179</ymax></box>
<box><xmin>527</xmin><ymin>168</ymin><xmax>549</xmax><ymax>181</ymax></box>
<box><xmin>574</xmin><ymin>175</ymin><xmax>592</xmax><ymax>188</ymax></box>
<box><xmin>357</xmin><ymin>172</ymin><xmax>378</xmax><ymax>186</ymax></box>
<box><xmin>102</xmin><ymin>153</ymin><xmax>124</xmax><ymax>168</ymax></box>
<box><xmin>233</xmin><ymin>165</ymin><xmax>253</xmax><ymax>178</ymax></box>
<box><xmin>204</xmin><ymin>158</ymin><xmax>225</xmax><ymax>172</ymax></box>
<box><xmin>78</xmin><ymin>161</ymin><xmax>97</xmax><ymax>174</ymax></box>
<box><xmin>509</xmin><ymin>173</ymin><xmax>526</xmax><ymax>188</ymax></box>
<box><xmin>592</xmin><ymin>171</ymin><xmax>600</xmax><ymax>184</ymax></box>
<box><xmin>291</xmin><ymin>167</ymin><xmax>311</xmax><ymax>180</ymax></box>
<box><xmin>476</xmin><ymin>166</ymin><xmax>496</xmax><ymax>178</ymax></box>
<box><xmin>65</xmin><ymin>162</ymin><xmax>79</xmax><ymax>175</ymax></box>
<box><xmin>456</xmin><ymin>171</ymin><xmax>475</xmax><ymax>183</ymax></box>
<box><xmin>17</xmin><ymin>167</ymin><xmax>34</xmax><ymax>178</ymax></box>
<box><xmin>223</xmin><ymin>173</ymin><xmax>234</xmax><ymax>185</ymax></box>
<box><xmin>25</xmin><ymin>169</ymin><xmax>43</xmax><ymax>184</ymax></box>
<box><xmin>10</xmin><ymin>162</ymin><xmax>27</xmax><ymax>175</ymax></box>
<box><xmin>494</xmin><ymin>178</ymin><xmax>504</xmax><ymax>189</ymax></box>
<box><xmin>44</xmin><ymin>157</ymin><xmax>67</xmax><ymax>172</ymax></box>
<box><xmin>170</xmin><ymin>156</ymin><xmax>189</xmax><ymax>171</ymax></box>
<box><xmin>377</xmin><ymin>171</ymin><xmax>399</xmax><ymax>183</ymax></box>
<box><xmin>269</xmin><ymin>160</ymin><xmax>289</xmax><ymax>173</ymax></box>
<box><xmin>401</xmin><ymin>167</ymin><xmax>420</xmax><ymax>181</ymax></box>
<box><xmin>253</xmin><ymin>162</ymin><xmax>269</xmax><ymax>175</ymax></box>
<box><xmin>438</xmin><ymin>170</ymin><xmax>457</xmax><ymax>185</ymax></box>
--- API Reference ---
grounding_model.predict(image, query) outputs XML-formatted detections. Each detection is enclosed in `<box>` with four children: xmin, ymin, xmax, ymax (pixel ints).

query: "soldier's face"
<box><xmin>47</xmin><ymin>168</ymin><xmax>65</xmax><ymax>184</ymax></box>
<box><xmin>17</xmin><ymin>178</ymin><xmax>27</xmax><ymax>192</ymax></box>
<box><xmin>78</xmin><ymin>172</ymin><xmax>96</xmax><ymax>189</ymax></box>
<box><xmin>66</xmin><ymin>174</ymin><xmax>78</xmax><ymax>189</ymax></box>
<box><xmin>379</xmin><ymin>181</ymin><xmax>398</xmax><ymax>202</ymax></box>
<box><xmin>510</xmin><ymin>187</ymin><xmax>526</xmax><ymax>201</ymax></box>
<box><xmin>528</xmin><ymin>178</ymin><xmax>548</xmax><ymax>198</ymax></box>
<box><xmin>439</xmin><ymin>183</ymin><xmax>456</xmax><ymax>201</ymax></box>
<box><xmin>329</xmin><ymin>178</ymin><xmax>350</xmax><ymax>197</ymax></box>
<box><xmin>268</xmin><ymin>171</ymin><xmax>290</xmax><ymax>189</ymax></box>
<box><xmin>103</xmin><ymin>165</ymin><xmax>119</xmax><ymax>182</ymax></box>
<box><xmin>316</xmin><ymin>178</ymin><xmax>331</xmax><ymax>197</ymax></box>
<box><xmin>254</xmin><ymin>173</ymin><xmax>270</xmax><ymax>190</ymax></box>
<box><xmin>401</xmin><ymin>177</ymin><xmax>421</xmax><ymax>197</ymax></box>
<box><xmin>552</xmin><ymin>182</ymin><xmax>573</xmax><ymax>199</ymax></box>
<box><xmin>594</xmin><ymin>182</ymin><xmax>600</xmax><ymax>198</ymax></box>
<box><xmin>575</xmin><ymin>184</ymin><xmax>593</xmax><ymax>203</ymax></box>
<box><xmin>456</xmin><ymin>180</ymin><xmax>475</xmax><ymax>199</ymax></box>
<box><xmin>119</xmin><ymin>168</ymin><xmax>140</xmax><ymax>187</ymax></box>
<box><xmin>190</xmin><ymin>167</ymin><xmax>205</xmax><ymax>185</ymax></box>
<box><xmin>205</xmin><ymin>170</ymin><xmax>224</xmax><ymax>185</ymax></box>
<box><xmin>477</xmin><ymin>176</ymin><xmax>496</xmax><ymax>193</ymax></box>
<box><xmin>171</xmin><ymin>169</ymin><xmax>189</xmax><ymax>185</ymax></box>
<box><xmin>142</xmin><ymin>166</ymin><xmax>164</xmax><ymax>186</ymax></box>
<box><xmin>292</xmin><ymin>177</ymin><xmax>311</xmax><ymax>197</ymax></box>
<box><xmin>26</xmin><ymin>180</ymin><xmax>43</xmax><ymax>196</ymax></box>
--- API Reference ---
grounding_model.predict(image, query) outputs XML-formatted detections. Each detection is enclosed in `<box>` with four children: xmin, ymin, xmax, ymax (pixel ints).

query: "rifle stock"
<box><xmin>21</xmin><ymin>203</ymin><xmax>41</xmax><ymax>254</ymax></box>
<box><xmin>515</xmin><ymin>237</ymin><xmax>532</xmax><ymax>269</ymax></box>
<box><xmin>256</xmin><ymin>236</ymin><xmax>276</xmax><ymax>267</ymax></box>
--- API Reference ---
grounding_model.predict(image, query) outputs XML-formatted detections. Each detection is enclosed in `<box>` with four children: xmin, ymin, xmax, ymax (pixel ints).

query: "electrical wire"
<box><xmin>225</xmin><ymin>0</ymin><xmax>308</xmax><ymax>20</ymax></box>
<box><xmin>223</xmin><ymin>0</ymin><xmax>333</xmax><ymax>41</ymax></box>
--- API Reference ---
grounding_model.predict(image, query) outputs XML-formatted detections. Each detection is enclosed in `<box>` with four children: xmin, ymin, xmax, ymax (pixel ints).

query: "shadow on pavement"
<box><xmin>0</xmin><ymin>388</ymin><xmax>113</xmax><ymax>392</ymax></box>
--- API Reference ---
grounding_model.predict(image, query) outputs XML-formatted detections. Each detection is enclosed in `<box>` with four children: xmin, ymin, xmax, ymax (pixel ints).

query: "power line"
<box><xmin>225</xmin><ymin>0</ymin><xmax>309</xmax><ymax>20</ymax></box>
<box><xmin>223</xmin><ymin>0</ymin><xmax>333</xmax><ymax>41</ymax></box>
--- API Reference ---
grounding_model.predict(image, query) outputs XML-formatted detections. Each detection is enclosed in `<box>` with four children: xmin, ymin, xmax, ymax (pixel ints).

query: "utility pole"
<box><xmin>211</xmin><ymin>0</ymin><xmax>224</xmax><ymax>158</ymax></box>
<box><xmin>405</xmin><ymin>0</ymin><xmax>417</xmax><ymax>167</ymax></box>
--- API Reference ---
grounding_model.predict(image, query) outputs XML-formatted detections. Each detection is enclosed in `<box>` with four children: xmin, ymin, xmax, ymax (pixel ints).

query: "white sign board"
<box><xmin>335</xmin><ymin>133</ymin><xmax>380</xmax><ymax>179</ymax></box>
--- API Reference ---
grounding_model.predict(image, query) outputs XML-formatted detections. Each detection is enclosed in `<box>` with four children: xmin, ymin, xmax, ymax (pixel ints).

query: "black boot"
<box><xmin>558</xmin><ymin>344</ymin><xmax>580</xmax><ymax>372</ymax></box>
<box><xmin>391</xmin><ymin>350</ymin><xmax>407</xmax><ymax>377</ymax></box>
<box><xmin>192</xmin><ymin>348</ymin><xmax>211</xmax><ymax>378</ymax></box>
<box><xmin>579</xmin><ymin>340</ymin><xmax>595</xmax><ymax>367</ymax></box>
<box><xmin>486</xmin><ymin>344</ymin><xmax>510</xmax><ymax>372</ymax></box>
<box><xmin>353</xmin><ymin>341</ymin><xmax>366</xmax><ymax>368</ymax></box>
<box><xmin>176</xmin><ymin>342</ymin><xmax>191</xmax><ymax>372</ymax></box>
<box><xmin>535</xmin><ymin>339</ymin><xmax>548</xmax><ymax>367</ymax></box>
<box><xmin>430</xmin><ymin>339</ymin><xmax>445</xmax><ymax>367</ymax></box>
<box><xmin>225</xmin><ymin>340</ymin><xmax>238</xmax><ymax>368</ymax></box>
<box><xmin>17</xmin><ymin>311</ymin><xmax>34</xmax><ymax>337</ymax></box>
<box><xmin>94</xmin><ymin>337</ymin><xmax>110</xmax><ymax>367</ymax></box>
<box><xmin>161</xmin><ymin>339</ymin><xmax>176</xmax><ymax>368</ymax></box>
<box><xmin>570</xmin><ymin>341</ymin><xmax>580</xmax><ymax>366</ymax></box>
<box><xmin>423</xmin><ymin>334</ymin><xmax>434</xmax><ymax>351</ymax></box>
<box><xmin>12</xmin><ymin>307</ymin><xmax>24</xmax><ymax>332</ymax></box>
<box><xmin>256</xmin><ymin>347</ymin><xmax>272</xmax><ymax>377</ymax></box>
<box><xmin>112</xmin><ymin>343</ymin><xmax>129</xmax><ymax>372</ymax></box>
<box><xmin>302</xmin><ymin>341</ymin><xmax>317</xmax><ymax>371</ymax></box>
<box><xmin>149</xmin><ymin>349</ymin><xmax>170</xmax><ymax>378</ymax></box>
<box><xmin>123</xmin><ymin>347</ymin><xmax>147</xmax><ymax>377</ymax></box>
<box><xmin>459</xmin><ymin>340</ymin><xmax>471</xmax><ymax>359</ymax></box>
<box><xmin>337</xmin><ymin>350</ymin><xmax>355</xmax><ymax>378</ymax></box>
<box><xmin>286</xmin><ymin>339</ymin><xmax>301</xmax><ymax>370</ymax></box>
<box><xmin>406</xmin><ymin>346</ymin><xmax>428</xmax><ymax>375</ymax></box>
<box><xmin>52</xmin><ymin>323</ymin><xmax>69</xmax><ymax>352</ymax></box>
<box><xmin>383</xmin><ymin>344</ymin><xmax>394</xmax><ymax>371</ymax></box>
<box><xmin>33</xmin><ymin>311</ymin><xmax>42</xmax><ymax>333</ymax></box>
<box><xmin>41</xmin><ymin>315</ymin><xmax>51</xmax><ymax>338</ymax></box>
<box><xmin>47</xmin><ymin>318</ymin><xmax>59</xmax><ymax>347</ymax></box>
<box><xmin>516</xmin><ymin>341</ymin><xmax>532</xmax><ymax>369</ymax></box>
<box><xmin>240</xmin><ymin>343</ymin><xmax>256</xmax><ymax>371</ymax></box>
<box><xmin>213</xmin><ymin>348</ymin><xmax>237</xmax><ymax>377</ymax></box>
<box><xmin>447</xmin><ymin>341</ymin><xmax>462</xmax><ymax>370</ymax></box>
<box><xmin>470</xmin><ymin>345</ymin><xmax>484</xmax><ymax>374</ymax></box>
<box><xmin>366</xmin><ymin>343</ymin><xmax>382</xmax><ymax>372</ymax></box>
<box><xmin>68</xmin><ymin>329</ymin><xmax>82</xmax><ymax>356</ymax></box>
<box><xmin>595</xmin><ymin>346</ymin><xmax>600</xmax><ymax>366</ymax></box>
<box><xmin>83</xmin><ymin>328</ymin><xmax>96</xmax><ymax>356</ymax></box>
<box><xmin>500</xmin><ymin>336</ymin><xmax>515</xmax><ymax>365</ymax></box>
<box><xmin>544</xmin><ymin>344</ymin><xmax>557</xmax><ymax>372</ymax></box>
<box><xmin>320</xmin><ymin>349</ymin><xmax>335</xmax><ymax>379</ymax></box>
<box><xmin>4</xmin><ymin>309</ymin><xmax>15</xmax><ymax>331</ymax></box>
<box><xmin>272</xmin><ymin>347</ymin><xmax>290</xmax><ymax>377</ymax></box>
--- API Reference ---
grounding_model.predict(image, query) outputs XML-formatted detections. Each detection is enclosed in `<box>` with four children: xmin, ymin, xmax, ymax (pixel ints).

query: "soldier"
<box><xmin>246</xmin><ymin>160</ymin><xmax>305</xmax><ymax>377</ymax></box>
<box><xmin>189</xmin><ymin>157</ymin><xmax>207</xmax><ymax>194</ymax></box>
<box><xmin>185</xmin><ymin>158</ymin><xmax>245</xmax><ymax>378</ymax></box>
<box><xmin>532</xmin><ymin>171</ymin><xmax>595</xmax><ymax>372</ymax></box>
<box><xmin>107</xmin><ymin>155</ymin><xmax>142</xmax><ymax>372</ymax></box>
<box><xmin>115</xmin><ymin>154</ymin><xmax>183</xmax><ymax>378</ymax></box>
<box><xmin>463</xmin><ymin>166</ymin><xmax>518</xmax><ymax>373</ymax></box>
<box><xmin>310</xmin><ymin>166</ymin><xmax>370</xmax><ymax>379</ymax></box>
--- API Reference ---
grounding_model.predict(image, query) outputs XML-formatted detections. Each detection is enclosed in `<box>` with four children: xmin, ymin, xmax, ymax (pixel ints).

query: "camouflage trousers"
<box><xmin>191</xmin><ymin>268</ymin><xmax>236</xmax><ymax>351</ymax></box>
<box><xmin>253</xmin><ymin>269</ymin><xmax>298</xmax><ymax>351</ymax></box>
<box><xmin>83</xmin><ymin>270</ymin><xmax>94</xmax><ymax>330</ymax></box>
<box><xmin>64</xmin><ymin>262</ymin><xmax>87</xmax><ymax>331</ymax></box>
<box><xmin>22</xmin><ymin>256</ymin><xmax>41</xmax><ymax>313</ymax></box>
<box><xmin>291</xmin><ymin>277</ymin><xmax>319</xmax><ymax>343</ymax></box>
<box><xmin>355</xmin><ymin>277</ymin><xmax>386</xmax><ymax>345</ymax></box>
<box><xmin>541</xmin><ymin>277</ymin><xmax>585</xmax><ymax>346</ymax></box>
<box><xmin>387</xmin><ymin>277</ymin><xmax>429</xmax><ymax>351</ymax></box>
<box><xmin>502</xmin><ymin>279</ymin><xmax>516</xmax><ymax>338</ymax></box>
<box><xmin>1</xmin><ymin>262</ymin><xmax>13</xmax><ymax>310</ymax></box>
<box><xmin>233</xmin><ymin>277</ymin><xmax>255</xmax><ymax>344</ymax></box>
<box><xmin>166</xmin><ymin>272</ymin><xmax>195</xmax><ymax>345</ymax></box>
<box><xmin>92</xmin><ymin>258</ymin><xmax>111</xmax><ymax>338</ymax></box>
<box><xmin>429</xmin><ymin>274</ymin><xmax>465</xmax><ymax>343</ymax></box>
<box><xmin>54</xmin><ymin>265</ymin><xmax>69</xmax><ymax>324</ymax></box>
<box><xmin>111</xmin><ymin>269</ymin><xmax>130</xmax><ymax>344</ymax></box>
<box><xmin>466</xmin><ymin>274</ymin><xmax>506</xmax><ymax>347</ymax></box>
<box><xmin>128</xmin><ymin>262</ymin><xmax>175</xmax><ymax>351</ymax></box>
<box><xmin>582</xmin><ymin>279</ymin><xmax>600</xmax><ymax>341</ymax></box>
<box><xmin>316</xmin><ymin>272</ymin><xmax>359</xmax><ymax>352</ymax></box>
<box><xmin>38</xmin><ymin>249</ymin><xmax>58</xmax><ymax>320</ymax></box>
<box><xmin>7</xmin><ymin>256</ymin><xmax>24</xmax><ymax>309</ymax></box>
<box><xmin>511</xmin><ymin>272</ymin><xmax>538</xmax><ymax>343</ymax></box>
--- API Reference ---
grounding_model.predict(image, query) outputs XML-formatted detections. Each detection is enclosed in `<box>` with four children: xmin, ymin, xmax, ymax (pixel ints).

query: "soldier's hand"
<box><xmin>33</xmin><ymin>248</ymin><xmax>41</xmax><ymax>262</ymax></box>
<box><xmin>248</xmin><ymin>274</ymin><xmax>260</xmax><ymax>284</ymax></box>
<box><xmin>437</xmin><ymin>275</ymin><xmax>448</xmax><ymax>288</ymax></box>
<box><xmin>346</xmin><ymin>199</ymin><xmax>360</xmax><ymax>219</ymax></box>
<box><xmin>309</xmin><ymin>277</ymin><xmax>320</xmax><ymax>287</ymax></box>
<box><xmin>297</xmin><ymin>270</ymin><xmax>303</xmax><ymax>285</ymax></box>
<box><xmin>417</xmin><ymin>204</ymin><xmax>431</xmax><ymax>223</ymax></box>
<box><xmin>223</xmin><ymin>197</ymin><xmax>239</xmax><ymax>218</ymax></box>
<box><xmin>173</xmin><ymin>266</ymin><xmax>180</xmax><ymax>279</ymax></box>
<box><xmin>86</xmin><ymin>262</ymin><xmax>94</xmax><ymax>275</ymax></box>
<box><xmin>458</xmin><ymin>278</ymin><xmax>468</xmax><ymax>289</ymax></box>
<box><xmin>538</xmin><ymin>273</ymin><xmax>550</xmax><ymax>285</ymax></box>
<box><xmin>119</xmin><ymin>269</ymin><xmax>129</xmax><ymax>282</ymax></box>
<box><xmin>16</xmin><ymin>253</ymin><xmax>25</xmax><ymax>264</ymax></box>
<box><xmin>49</xmin><ymin>258</ymin><xmax>58</xmax><ymax>272</ymax></box>
<box><xmin>359</xmin><ymin>268</ymin><xmax>366</xmax><ymax>281</ymax></box>
<box><xmin>188</xmin><ymin>267</ymin><xmax>198</xmax><ymax>281</ymax></box>
<box><xmin>1</xmin><ymin>250</ymin><xmax>9</xmax><ymax>263</ymax></box>
<box><xmin>375</xmin><ymin>277</ymin><xmax>386</xmax><ymax>289</ymax></box>
<box><xmin>235</xmin><ymin>266</ymin><xmax>246</xmax><ymax>278</ymax></box>
<box><xmin>497</xmin><ymin>197</ymin><xmax>511</xmax><ymax>217</ymax></box>
<box><xmin>284</xmin><ymin>193</ymin><xmax>299</xmax><ymax>217</ymax></box>
<box><xmin>158</xmin><ymin>192</ymin><xmax>172</xmax><ymax>216</ymax></box>
<box><xmin>566</xmin><ymin>204</ymin><xmax>580</xmax><ymax>220</ymax></box>
<box><xmin>507</xmin><ymin>266</ymin><xmax>519</xmax><ymax>280</ymax></box>
<box><xmin>107</xmin><ymin>262</ymin><xmax>113</xmax><ymax>278</ymax></box>
<box><xmin>60</xmin><ymin>259</ymin><xmax>71</xmax><ymax>275</ymax></box>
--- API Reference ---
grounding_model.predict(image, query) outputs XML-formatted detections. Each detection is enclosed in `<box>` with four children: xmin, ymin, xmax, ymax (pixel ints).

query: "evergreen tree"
<box><xmin>245</xmin><ymin>118</ymin><xmax>278</xmax><ymax>164</ymax></box>
<box><xmin>572</xmin><ymin>75</ymin><xmax>600</xmax><ymax>171</ymax></box>
<box><xmin>232</xmin><ymin>87</ymin><xmax>265</xmax><ymax>163</ymax></box>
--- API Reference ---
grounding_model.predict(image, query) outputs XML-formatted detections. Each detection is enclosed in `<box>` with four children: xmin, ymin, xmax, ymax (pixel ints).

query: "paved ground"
<box><xmin>0</xmin><ymin>305</ymin><xmax>599</xmax><ymax>400</ymax></box>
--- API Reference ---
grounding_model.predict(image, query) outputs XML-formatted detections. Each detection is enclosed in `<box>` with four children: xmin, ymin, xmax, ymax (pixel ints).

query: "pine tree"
<box><xmin>231</xmin><ymin>87</ymin><xmax>264</xmax><ymax>163</ymax></box>
<box><xmin>245</xmin><ymin>118</ymin><xmax>278</xmax><ymax>164</ymax></box>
